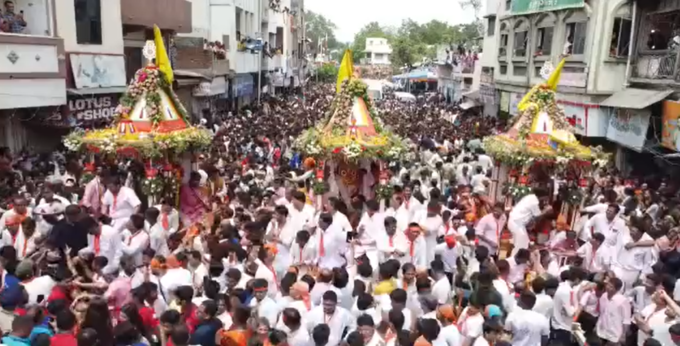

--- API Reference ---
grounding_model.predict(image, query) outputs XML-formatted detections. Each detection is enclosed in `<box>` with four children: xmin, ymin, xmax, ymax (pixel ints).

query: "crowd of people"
<box><xmin>0</xmin><ymin>80</ymin><xmax>678</xmax><ymax>346</ymax></box>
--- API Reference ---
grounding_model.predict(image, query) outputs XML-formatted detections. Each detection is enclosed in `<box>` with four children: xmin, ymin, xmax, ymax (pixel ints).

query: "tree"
<box><xmin>350</xmin><ymin>17</ymin><xmax>483</xmax><ymax>69</ymax></box>
<box><xmin>459</xmin><ymin>0</ymin><xmax>485</xmax><ymax>38</ymax></box>
<box><xmin>305</xmin><ymin>11</ymin><xmax>340</xmax><ymax>55</ymax></box>
<box><xmin>316</xmin><ymin>63</ymin><xmax>338</xmax><ymax>82</ymax></box>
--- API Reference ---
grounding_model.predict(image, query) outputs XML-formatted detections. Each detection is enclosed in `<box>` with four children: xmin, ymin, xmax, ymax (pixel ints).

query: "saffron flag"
<box><xmin>336</xmin><ymin>49</ymin><xmax>354</xmax><ymax>93</ymax></box>
<box><xmin>153</xmin><ymin>25</ymin><xmax>174</xmax><ymax>86</ymax></box>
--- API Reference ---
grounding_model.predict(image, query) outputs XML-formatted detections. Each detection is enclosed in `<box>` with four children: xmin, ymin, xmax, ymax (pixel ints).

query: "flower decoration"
<box><xmin>142</xmin><ymin>176</ymin><xmax>165</xmax><ymax>196</ymax></box>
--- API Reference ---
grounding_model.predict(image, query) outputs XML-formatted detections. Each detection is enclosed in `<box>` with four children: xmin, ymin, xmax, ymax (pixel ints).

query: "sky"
<box><xmin>304</xmin><ymin>0</ymin><xmax>481</xmax><ymax>43</ymax></box>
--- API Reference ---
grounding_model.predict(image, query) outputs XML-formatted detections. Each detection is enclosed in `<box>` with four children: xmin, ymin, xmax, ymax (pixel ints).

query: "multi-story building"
<box><xmin>264</xmin><ymin>0</ymin><xmax>306</xmax><ymax>91</ymax></box>
<box><xmin>0</xmin><ymin>0</ymin><xmax>66</xmax><ymax>151</ymax></box>
<box><xmin>622</xmin><ymin>0</ymin><xmax>680</xmax><ymax>172</ymax></box>
<box><xmin>364</xmin><ymin>37</ymin><xmax>392</xmax><ymax>65</ymax></box>
<box><xmin>484</xmin><ymin>0</ymin><xmax>628</xmax><ymax>147</ymax></box>
<box><xmin>58</xmin><ymin>0</ymin><xmax>128</xmax><ymax>134</ymax></box>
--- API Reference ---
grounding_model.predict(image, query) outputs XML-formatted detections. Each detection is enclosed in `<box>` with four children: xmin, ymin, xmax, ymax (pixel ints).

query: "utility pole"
<box><xmin>257</xmin><ymin>0</ymin><xmax>263</xmax><ymax>105</ymax></box>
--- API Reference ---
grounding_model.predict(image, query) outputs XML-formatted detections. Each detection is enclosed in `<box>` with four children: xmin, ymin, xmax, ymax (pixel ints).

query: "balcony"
<box><xmin>120</xmin><ymin>0</ymin><xmax>191</xmax><ymax>33</ymax></box>
<box><xmin>0</xmin><ymin>0</ymin><xmax>66</xmax><ymax>109</ymax></box>
<box><xmin>632</xmin><ymin>50</ymin><xmax>680</xmax><ymax>84</ymax></box>
<box><xmin>174</xmin><ymin>37</ymin><xmax>230</xmax><ymax>75</ymax></box>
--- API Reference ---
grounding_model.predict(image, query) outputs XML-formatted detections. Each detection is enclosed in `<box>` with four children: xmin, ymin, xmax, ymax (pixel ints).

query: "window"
<box><xmin>235</xmin><ymin>9</ymin><xmax>242</xmax><ymax>36</ymax></box>
<box><xmin>610</xmin><ymin>17</ymin><xmax>632</xmax><ymax>57</ymax></box>
<box><xmin>514</xmin><ymin>65</ymin><xmax>527</xmax><ymax>76</ymax></box>
<box><xmin>74</xmin><ymin>0</ymin><xmax>102</xmax><ymax>44</ymax></box>
<box><xmin>566</xmin><ymin>22</ymin><xmax>587</xmax><ymax>55</ymax></box>
<box><xmin>499</xmin><ymin>33</ymin><xmax>509</xmax><ymax>57</ymax></box>
<box><xmin>487</xmin><ymin>16</ymin><xmax>496</xmax><ymax>36</ymax></box>
<box><xmin>506</xmin><ymin>0</ymin><xmax>512</xmax><ymax>11</ymax></box>
<box><xmin>535</xmin><ymin>27</ymin><xmax>554</xmax><ymax>56</ymax></box>
<box><xmin>369</xmin><ymin>40</ymin><xmax>373</xmax><ymax>45</ymax></box>
<box><xmin>500</xmin><ymin>64</ymin><xmax>508</xmax><ymax>75</ymax></box>
<box><xmin>124</xmin><ymin>47</ymin><xmax>142</xmax><ymax>81</ymax></box>
<box><xmin>513</xmin><ymin>31</ymin><xmax>528</xmax><ymax>57</ymax></box>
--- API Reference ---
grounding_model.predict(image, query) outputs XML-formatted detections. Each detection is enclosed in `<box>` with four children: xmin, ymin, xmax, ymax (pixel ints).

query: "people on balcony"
<box><xmin>0</xmin><ymin>1</ymin><xmax>27</xmax><ymax>34</ymax></box>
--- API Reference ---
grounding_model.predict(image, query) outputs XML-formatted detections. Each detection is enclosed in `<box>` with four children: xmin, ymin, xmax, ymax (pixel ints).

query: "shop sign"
<box><xmin>234</xmin><ymin>75</ymin><xmax>254</xmax><ymax>97</ymax></box>
<box><xmin>500</xmin><ymin>92</ymin><xmax>510</xmax><ymax>113</ymax></box>
<box><xmin>68</xmin><ymin>95</ymin><xmax>119</xmax><ymax>122</ymax></box>
<box><xmin>509</xmin><ymin>93</ymin><xmax>523</xmax><ymax>116</ymax></box>
<box><xmin>662</xmin><ymin>100</ymin><xmax>680</xmax><ymax>151</ymax></box>
<box><xmin>511</xmin><ymin>0</ymin><xmax>585</xmax><ymax>16</ymax></box>
<box><xmin>480</xmin><ymin>84</ymin><xmax>497</xmax><ymax>105</ymax></box>
<box><xmin>606</xmin><ymin>108</ymin><xmax>650</xmax><ymax>152</ymax></box>
<box><xmin>557</xmin><ymin>101</ymin><xmax>608</xmax><ymax>137</ymax></box>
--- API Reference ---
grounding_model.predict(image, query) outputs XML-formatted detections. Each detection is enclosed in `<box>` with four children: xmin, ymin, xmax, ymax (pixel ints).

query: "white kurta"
<box><xmin>102</xmin><ymin>187</ymin><xmax>141</xmax><ymax>232</ymax></box>
<box><xmin>266</xmin><ymin>219</ymin><xmax>296</xmax><ymax>275</ymax></box>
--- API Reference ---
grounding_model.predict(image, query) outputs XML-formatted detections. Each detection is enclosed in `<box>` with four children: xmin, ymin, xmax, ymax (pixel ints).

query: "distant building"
<box><xmin>364</xmin><ymin>37</ymin><xmax>392</xmax><ymax>65</ymax></box>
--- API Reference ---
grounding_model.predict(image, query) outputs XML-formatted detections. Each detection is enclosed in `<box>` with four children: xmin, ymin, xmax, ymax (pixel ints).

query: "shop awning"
<box><xmin>460</xmin><ymin>100</ymin><xmax>480</xmax><ymax>110</ymax></box>
<box><xmin>600</xmin><ymin>88</ymin><xmax>673</xmax><ymax>109</ymax></box>
<box><xmin>67</xmin><ymin>86</ymin><xmax>128</xmax><ymax>95</ymax></box>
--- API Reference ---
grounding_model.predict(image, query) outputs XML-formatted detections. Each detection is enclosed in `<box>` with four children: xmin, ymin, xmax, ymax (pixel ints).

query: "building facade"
<box><xmin>364</xmin><ymin>37</ymin><xmax>392</xmax><ymax>65</ymax></box>
<box><xmin>484</xmin><ymin>0</ymin><xmax>628</xmax><ymax>144</ymax></box>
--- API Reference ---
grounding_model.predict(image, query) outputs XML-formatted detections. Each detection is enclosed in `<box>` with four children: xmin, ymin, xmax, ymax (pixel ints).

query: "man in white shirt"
<box><xmin>103</xmin><ymin>177</ymin><xmax>141</xmax><ymax>232</ymax></box>
<box><xmin>434</xmin><ymin>235</ymin><xmax>459</xmax><ymax>283</ymax></box>
<box><xmin>250</xmin><ymin>278</ymin><xmax>280</xmax><ymax>325</ymax></box>
<box><xmin>505</xmin><ymin>291</ymin><xmax>550</xmax><ymax>346</ymax></box>
<box><xmin>288</xmin><ymin>191</ymin><xmax>316</xmax><ymax>232</ymax></box>
<box><xmin>430</xmin><ymin>259</ymin><xmax>451</xmax><ymax>305</ymax></box>
<box><xmin>306</xmin><ymin>291</ymin><xmax>355</xmax><ymax>346</ymax></box>
<box><xmin>315</xmin><ymin>213</ymin><xmax>347</xmax><ymax>270</ymax></box>
<box><xmin>156</xmin><ymin>199</ymin><xmax>180</xmax><ymax>235</ymax></box>
<box><xmin>120</xmin><ymin>214</ymin><xmax>150</xmax><ymax>267</ymax></box>
<box><xmin>81</xmin><ymin>216</ymin><xmax>122</xmax><ymax>274</ymax></box>
<box><xmin>531</xmin><ymin>276</ymin><xmax>555</xmax><ymax>320</ymax></box>
<box><xmin>281</xmin><ymin>308</ymin><xmax>309</xmax><ymax>346</ymax></box>
<box><xmin>475</xmin><ymin>202</ymin><xmax>506</xmax><ymax>256</ymax></box>
<box><xmin>146</xmin><ymin>207</ymin><xmax>170</xmax><ymax>257</ymax></box>
<box><xmin>507</xmin><ymin>188</ymin><xmax>552</xmax><ymax>255</ymax></box>
<box><xmin>469</xmin><ymin>167</ymin><xmax>489</xmax><ymax>193</ymax></box>
<box><xmin>577</xmin><ymin>232</ymin><xmax>609</xmax><ymax>274</ymax></box>
<box><xmin>581</xmin><ymin>204</ymin><xmax>626</xmax><ymax>245</ymax></box>
<box><xmin>596</xmin><ymin>277</ymin><xmax>631</xmax><ymax>345</ymax></box>
<box><xmin>551</xmin><ymin>267</ymin><xmax>586</xmax><ymax>345</ymax></box>
<box><xmin>612</xmin><ymin>225</ymin><xmax>655</xmax><ymax>290</ymax></box>
<box><xmin>377</xmin><ymin>216</ymin><xmax>408</xmax><ymax>263</ymax></box>
<box><xmin>476</xmin><ymin>150</ymin><xmax>494</xmax><ymax>174</ymax></box>
<box><xmin>355</xmin><ymin>200</ymin><xmax>383</xmax><ymax>269</ymax></box>
<box><xmin>415</xmin><ymin>201</ymin><xmax>444</xmax><ymax>263</ymax></box>
<box><xmin>0</xmin><ymin>197</ymin><xmax>31</xmax><ymax>234</ymax></box>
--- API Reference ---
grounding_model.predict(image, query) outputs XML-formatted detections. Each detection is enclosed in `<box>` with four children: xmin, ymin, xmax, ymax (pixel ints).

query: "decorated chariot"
<box><xmin>483</xmin><ymin>58</ymin><xmax>610</xmax><ymax>252</ymax></box>
<box><xmin>63</xmin><ymin>27</ymin><xmax>213</xmax><ymax>206</ymax></box>
<box><xmin>294</xmin><ymin>50</ymin><xmax>406</xmax><ymax>207</ymax></box>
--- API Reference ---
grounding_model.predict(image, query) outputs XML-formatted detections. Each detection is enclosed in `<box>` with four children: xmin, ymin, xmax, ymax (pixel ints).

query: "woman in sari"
<box><xmin>216</xmin><ymin>305</ymin><xmax>252</xmax><ymax>346</ymax></box>
<box><xmin>180</xmin><ymin>172</ymin><xmax>211</xmax><ymax>227</ymax></box>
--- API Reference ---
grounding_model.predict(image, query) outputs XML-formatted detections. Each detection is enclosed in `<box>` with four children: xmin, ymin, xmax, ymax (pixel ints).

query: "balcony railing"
<box><xmin>634</xmin><ymin>50</ymin><xmax>680</xmax><ymax>81</ymax></box>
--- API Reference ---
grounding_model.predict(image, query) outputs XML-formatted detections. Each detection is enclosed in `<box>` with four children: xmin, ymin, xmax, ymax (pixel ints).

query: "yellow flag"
<box><xmin>154</xmin><ymin>25</ymin><xmax>174</xmax><ymax>86</ymax></box>
<box><xmin>336</xmin><ymin>49</ymin><xmax>354</xmax><ymax>93</ymax></box>
<box><xmin>546</xmin><ymin>58</ymin><xmax>566</xmax><ymax>90</ymax></box>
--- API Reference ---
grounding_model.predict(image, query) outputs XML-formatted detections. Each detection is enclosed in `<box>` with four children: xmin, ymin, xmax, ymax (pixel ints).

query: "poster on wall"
<box><xmin>70</xmin><ymin>54</ymin><xmax>127</xmax><ymax>89</ymax></box>
<box><xmin>509</xmin><ymin>93</ymin><xmax>523</xmax><ymax>116</ymax></box>
<box><xmin>606</xmin><ymin>108</ymin><xmax>651</xmax><ymax>152</ymax></box>
<box><xmin>500</xmin><ymin>92</ymin><xmax>510</xmax><ymax>113</ymax></box>
<box><xmin>662</xmin><ymin>100</ymin><xmax>680</xmax><ymax>151</ymax></box>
